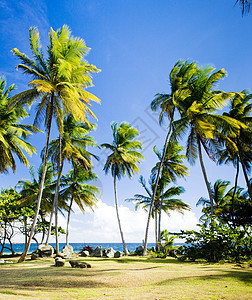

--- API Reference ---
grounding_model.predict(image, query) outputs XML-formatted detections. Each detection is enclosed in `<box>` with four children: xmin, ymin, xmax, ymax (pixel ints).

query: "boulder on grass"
<box><xmin>38</xmin><ymin>244</ymin><xmax>54</xmax><ymax>257</ymax></box>
<box><xmin>135</xmin><ymin>246</ymin><xmax>144</xmax><ymax>256</ymax></box>
<box><xmin>90</xmin><ymin>246</ymin><xmax>103</xmax><ymax>257</ymax></box>
<box><xmin>69</xmin><ymin>260</ymin><xmax>91</xmax><ymax>268</ymax></box>
<box><xmin>31</xmin><ymin>252</ymin><xmax>40</xmax><ymax>260</ymax></box>
<box><xmin>114</xmin><ymin>251</ymin><xmax>123</xmax><ymax>258</ymax></box>
<box><xmin>61</xmin><ymin>245</ymin><xmax>74</xmax><ymax>259</ymax></box>
<box><xmin>103</xmin><ymin>248</ymin><xmax>116</xmax><ymax>258</ymax></box>
<box><xmin>80</xmin><ymin>250</ymin><xmax>89</xmax><ymax>257</ymax></box>
<box><xmin>55</xmin><ymin>257</ymin><xmax>65</xmax><ymax>267</ymax></box>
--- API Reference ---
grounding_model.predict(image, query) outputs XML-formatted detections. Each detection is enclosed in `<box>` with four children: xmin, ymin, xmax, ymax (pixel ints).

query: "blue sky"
<box><xmin>0</xmin><ymin>0</ymin><xmax>251</xmax><ymax>243</ymax></box>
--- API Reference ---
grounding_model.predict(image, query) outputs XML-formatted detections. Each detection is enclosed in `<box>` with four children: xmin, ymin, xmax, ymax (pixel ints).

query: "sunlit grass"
<box><xmin>0</xmin><ymin>256</ymin><xmax>251</xmax><ymax>299</ymax></box>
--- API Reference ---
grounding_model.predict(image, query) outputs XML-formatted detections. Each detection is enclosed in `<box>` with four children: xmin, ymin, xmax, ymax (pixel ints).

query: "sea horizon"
<box><xmin>2</xmin><ymin>242</ymin><xmax>184</xmax><ymax>255</ymax></box>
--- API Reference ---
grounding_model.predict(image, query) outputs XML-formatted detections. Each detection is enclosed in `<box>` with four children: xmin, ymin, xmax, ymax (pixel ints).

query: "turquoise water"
<box><xmin>2</xmin><ymin>242</ymin><xmax>157</xmax><ymax>254</ymax></box>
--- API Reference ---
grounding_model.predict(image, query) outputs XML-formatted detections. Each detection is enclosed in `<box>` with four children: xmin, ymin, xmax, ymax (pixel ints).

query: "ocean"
<box><xmin>2</xmin><ymin>242</ymin><xmax>157</xmax><ymax>254</ymax></box>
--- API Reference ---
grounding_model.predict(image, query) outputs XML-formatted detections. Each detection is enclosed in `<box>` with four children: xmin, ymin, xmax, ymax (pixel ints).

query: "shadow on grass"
<box><xmin>157</xmin><ymin>269</ymin><xmax>252</xmax><ymax>286</ymax></box>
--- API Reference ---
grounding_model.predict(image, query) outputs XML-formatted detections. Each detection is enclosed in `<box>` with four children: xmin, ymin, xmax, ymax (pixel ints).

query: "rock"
<box><xmin>69</xmin><ymin>260</ymin><xmax>91</xmax><ymax>268</ymax></box>
<box><xmin>55</xmin><ymin>257</ymin><xmax>65</xmax><ymax>267</ymax></box>
<box><xmin>90</xmin><ymin>246</ymin><xmax>103</xmax><ymax>257</ymax></box>
<box><xmin>135</xmin><ymin>246</ymin><xmax>144</xmax><ymax>256</ymax></box>
<box><xmin>114</xmin><ymin>251</ymin><xmax>123</xmax><ymax>258</ymax></box>
<box><xmin>103</xmin><ymin>248</ymin><xmax>116</xmax><ymax>258</ymax></box>
<box><xmin>31</xmin><ymin>252</ymin><xmax>40</xmax><ymax>260</ymax></box>
<box><xmin>61</xmin><ymin>245</ymin><xmax>74</xmax><ymax>259</ymax></box>
<box><xmin>80</xmin><ymin>250</ymin><xmax>89</xmax><ymax>257</ymax></box>
<box><xmin>37</xmin><ymin>244</ymin><xmax>54</xmax><ymax>257</ymax></box>
<box><xmin>0</xmin><ymin>259</ymin><xmax>5</xmax><ymax>264</ymax></box>
<box><xmin>4</xmin><ymin>261</ymin><xmax>13</xmax><ymax>264</ymax></box>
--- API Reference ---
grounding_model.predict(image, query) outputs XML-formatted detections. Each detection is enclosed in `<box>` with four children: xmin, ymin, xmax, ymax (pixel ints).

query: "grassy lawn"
<box><xmin>0</xmin><ymin>256</ymin><xmax>251</xmax><ymax>299</ymax></box>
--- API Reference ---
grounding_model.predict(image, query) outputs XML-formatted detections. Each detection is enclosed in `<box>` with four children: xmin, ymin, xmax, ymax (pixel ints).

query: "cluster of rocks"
<box><xmin>79</xmin><ymin>246</ymin><xmax>123</xmax><ymax>258</ymax></box>
<box><xmin>31</xmin><ymin>244</ymin><xmax>55</xmax><ymax>259</ymax></box>
<box><xmin>0</xmin><ymin>259</ymin><xmax>13</xmax><ymax>264</ymax></box>
<box><xmin>31</xmin><ymin>244</ymin><xmax>75</xmax><ymax>260</ymax></box>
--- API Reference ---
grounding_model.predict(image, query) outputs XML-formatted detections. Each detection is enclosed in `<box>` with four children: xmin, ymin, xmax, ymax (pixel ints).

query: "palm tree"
<box><xmin>0</xmin><ymin>78</ymin><xmax>37</xmax><ymax>173</ymax></box>
<box><xmin>152</xmin><ymin>141</ymin><xmax>189</xmax><ymax>245</ymax></box>
<box><xmin>218</xmin><ymin>91</ymin><xmax>252</xmax><ymax>201</ymax></box>
<box><xmin>45</xmin><ymin>114</ymin><xmax>98</xmax><ymax>253</ymax></box>
<box><xmin>60</xmin><ymin>167</ymin><xmax>100</xmax><ymax>245</ymax></box>
<box><xmin>12</xmin><ymin>26</ymin><xmax>100</xmax><ymax>262</ymax></box>
<box><xmin>172</xmin><ymin>64</ymin><xmax>241</xmax><ymax>217</ymax></box>
<box><xmin>16</xmin><ymin>163</ymin><xmax>66</xmax><ymax>244</ymax></box>
<box><xmin>127</xmin><ymin>174</ymin><xmax>189</xmax><ymax>249</ymax></box>
<box><xmin>196</xmin><ymin>179</ymin><xmax>231</xmax><ymax>222</ymax></box>
<box><xmin>101</xmin><ymin>122</ymin><xmax>144</xmax><ymax>255</ymax></box>
<box><xmin>143</xmin><ymin>60</ymin><xmax>197</xmax><ymax>255</ymax></box>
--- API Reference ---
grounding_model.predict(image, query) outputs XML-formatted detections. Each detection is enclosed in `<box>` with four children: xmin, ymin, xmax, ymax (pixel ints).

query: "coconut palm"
<box><xmin>127</xmin><ymin>174</ymin><xmax>189</xmax><ymax>249</ymax></box>
<box><xmin>60</xmin><ymin>167</ymin><xmax>100</xmax><ymax>245</ymax></box>
<box><xmin>218</xmin><ymin>91</ymin><xmax>252</xmax><ymax>201</ymax></box>
<box><xmin>45</xmin><ymin>114</ymin><xmax>98</xmax><ymax>253</ymax></box>
<box><xmin>143</xmin><ymin>60</ymin><xmax>197</xmax><ymax>255</ymax></box>
<box><xmin>0</xmin><ymin>78</ymin><xmax>37</xmax><ymax>173</ymax></box>
<box><xmin>172</xmin><ymin>64</ymin><xmax>242</xmax><ymax>217</ymax></box>
<box><xmin>152</xmin><ymin>141</ymin><xmax>189</xmax><ymax>245</ymax></box>
<box><xmin>12</xmin><ymin>26</ymin><xmax>100</xmax><ymax>262</ymax></box>
<box><xmin>196</xmin><ymin>179</ymin><xmax>231</xmax><ymax>222</ymax></box>
<box><xmin>16</xmin><ymin>163</ymin><xmax>67</xmax><ymax>244</ymax></box>
<box><xmin>101</xmin><ymin>122</ymin><xmax>144</xmax><ymax>255</ymax></box>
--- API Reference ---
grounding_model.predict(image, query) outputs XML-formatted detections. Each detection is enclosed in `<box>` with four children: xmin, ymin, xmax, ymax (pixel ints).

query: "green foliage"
<box><xmin>0</xmin><ymin>78</ymin><xmax>37</xmax><ymax>173</ymax></box>
<box><xmin>178</xmin><ymin>218</ymin><xmax>252</xmax><ymax>262</ymax></box>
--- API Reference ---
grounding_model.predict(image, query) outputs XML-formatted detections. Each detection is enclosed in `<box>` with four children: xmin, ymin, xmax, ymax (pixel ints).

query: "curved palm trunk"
<box><xmin>114</xmin><ymin>176</ymin><xmax>129</xmax><ymax>255</ymax></box>
<box><xmin>197</xmin><ymin>136</ymin><xmax>214</xmax><ymax>217</ymax></box>
<box><xmin>143</xmin><ymin>114</ymin><xmax>174</xmax><ymax>255</ymax></box>
<box><xmin>66</xmin><ymin>195</ymin><xmax>74</xmax><ymax>246</ymax></box>
<box><xmin>18</xmin><ymin>95</ymin><xmax>54</xmax><ymax>263</ymax></box>
<box><xmin>240</xmin><ymin>158</ymin><xmax>252</xmax><ymax>201</ymax></box>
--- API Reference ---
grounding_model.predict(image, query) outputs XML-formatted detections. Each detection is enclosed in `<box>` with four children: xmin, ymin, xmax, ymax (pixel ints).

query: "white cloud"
<box><xmin>55</xmin><ymin>199</ymin><xmax>198</xmax><ymax>243</ymax></box>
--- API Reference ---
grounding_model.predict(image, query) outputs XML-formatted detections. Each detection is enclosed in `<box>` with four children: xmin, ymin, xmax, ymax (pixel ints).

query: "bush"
<box><xmin>177</xmin><ymin>218</ymin><xmax>252</xmax><ymax>262</ymax></box>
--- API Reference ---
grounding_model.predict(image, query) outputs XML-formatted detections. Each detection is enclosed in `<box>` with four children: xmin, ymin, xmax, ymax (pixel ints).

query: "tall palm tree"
<box><xmin>45</xmin><ymin>114</ymin><xmax>98</xmax><ymax>253</ymax></box>
<box><xmin>101</xmin><ymin>122</ymin><xmax>144</xmax><ymax>255</ymax></box>
<box><xmin>143</xmin><ymin>60</ymin><xmax>197</xmax><ymax>255</ymax></box>
<box><xmin>60</xmin><ymin>167</ymin><xmax>100</xmax><ymax>245</ymax></box>
<box><xmin>12</xmin><ymin>26</ymin><xmax>100</xmax><ymax>262</ymax></box>
<box><xmin>172</xmin><ymin>64</ymin><xmax>241</xmax><ymax>217</ymax></box>
<box><xmin>0</xmin><ymin>78</ymin><xmax>37</xmax><ymax>173</ymax></box>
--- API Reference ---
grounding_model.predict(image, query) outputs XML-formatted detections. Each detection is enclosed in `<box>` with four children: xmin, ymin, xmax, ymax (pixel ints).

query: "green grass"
<box><xmin>0</xmin><ymin>256</ymin><xmax>251</xmax><ymax>299</ymax></box>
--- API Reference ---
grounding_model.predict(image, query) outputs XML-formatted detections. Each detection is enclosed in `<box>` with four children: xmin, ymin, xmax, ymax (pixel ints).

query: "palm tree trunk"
<box><xmin>240</xmin><ymin>158</ymin><xmax>252</xmax><ymax>201</ymax></box>
<box><xmin>114</xmin><ymin>176</ymin><xmax>129</xmax><ymax>255</ymax></box>
<box><xmin>231</xmin><ymin>162</ymin><xmax>239</xmax><ymax>227</ymax></box>
<box><xmin>157</xmin><ymin>193</ymin><xmax>165</xmax><ymax>251</ymax></box>
<box><xmin>197</xmin><ymin>136</ymin><xmax>214</xmax><ymax>217</ymax></box>
<box><xmin>66</xmin><ymin>196</ymin><xmax>74</xmax><ymax>246</ymax></box>
<box><xmin>155</xmin><ymin>210</ymin><xmax>158</xmax><ymax>251</ymax></box>
<box><xmin>45</xmin><ymin>136</ymin><xmax>64</xmax><ymax>249</ymax></box>
<box><xmin>54</xmin><ymin>133</ymin><xmax>63</xmax><ymax>255</ymax></box>
<box><xmin>143</xmin><ymin>114</ymin><xmax>174</xmax><ymax>255</ymax></box>
<box><xmin>18</xmin><ymin>95</ymin><xmax>54</xmax><ymax>263</ymax></box>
